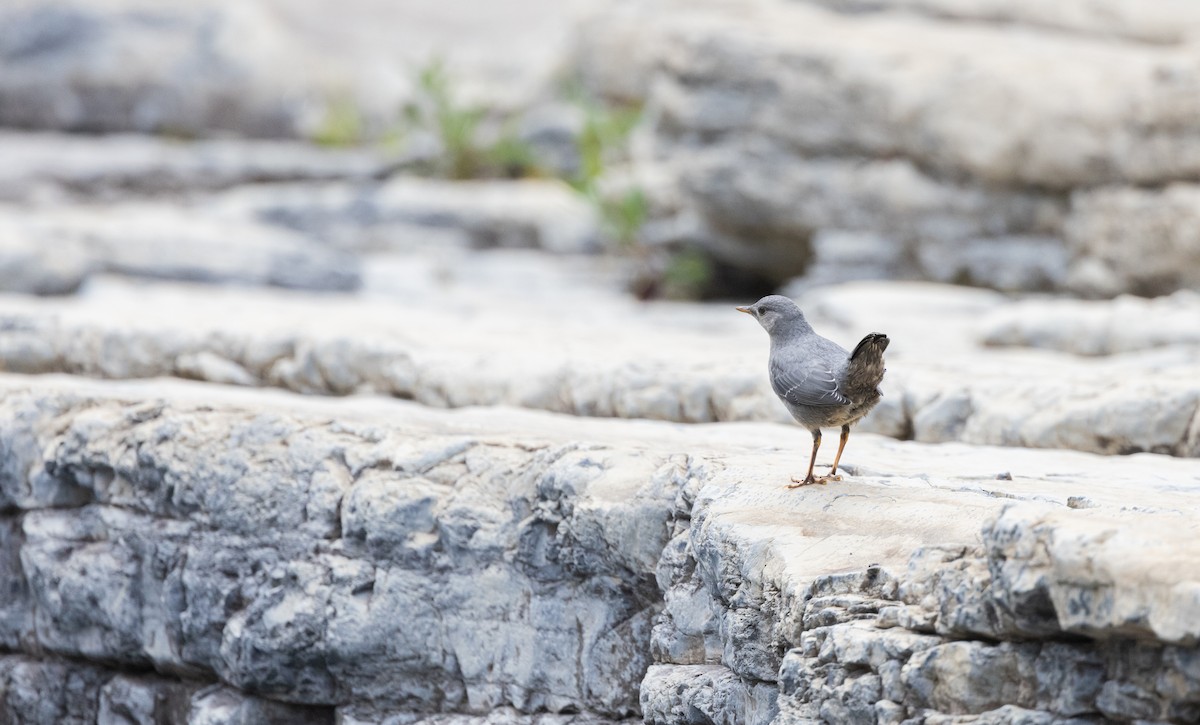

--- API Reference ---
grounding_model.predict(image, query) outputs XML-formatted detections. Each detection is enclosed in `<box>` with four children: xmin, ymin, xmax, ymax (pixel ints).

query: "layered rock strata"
<box><xmin>1</xmin><ymin>376</ymin><xmax>1198</xmax><ymax>723</ymax></box>
<box><xmin>1</xmin><ymin>280</ymin><xmax>1196</xmax><ymax>458</ymax></box>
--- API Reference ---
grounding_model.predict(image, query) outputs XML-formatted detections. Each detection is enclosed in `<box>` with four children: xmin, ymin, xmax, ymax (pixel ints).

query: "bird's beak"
<box><xmin>735</xmin><ymin>306</ymin><xmax>753</xmax><ymax>315</ymax></box>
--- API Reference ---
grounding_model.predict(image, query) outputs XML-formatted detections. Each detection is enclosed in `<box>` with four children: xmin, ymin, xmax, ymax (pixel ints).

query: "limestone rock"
<box><xmin>0</xmin><ymin>382</ymin><xmax>687</xmax><ymax>719</ymax></box>
<box><xmin>0</xmin><ymin>0</ymin><xmax>603</xmax><ymax>138</ymax></box>
<box><xmin>0</xmin><ymin>204</ymin><xmax>361</xmax><ymax>292</ymax></box>
<box><xmin>980</xmin><ymin>291</ymin><xmax>1200</xmax><ymax>355</ymax></box>
<box><xmin>1</xmin><ymin>278</ymin><xmax>1198</xmax><ymax>459</ymax></box>
<box><xmin>0</xmin><ymin>1</ymin><xmax>307</xmax><ymax>137</ymax></box>
<box><xmin>0</xmin><ymin>132</ymin><xmax>394</xmax><ymax>203</ymax></box>
<box><xmin>641</xmin><ymin>417</ymin><xmax>1200</xmax><ymax>724</ymax></box>
<box><xmin>627</xmin><ymin>2</ymin><xmax>1200</xmax><ymax>189</ymax></box>
<box><xmin>803</xmin><ymin>0</ymin><xmax>1200</xmax><ymax>44</ymax></box>
<box><xmin>0</xmin><ymin>226</ymin><xmax>91</xmax><ymax>295</ymax></box>
<box><xmin>213</xmin><ymin>177</ymin><xmax>601</xmax><ymax>254</ymax></box>
<box><xmin>667</xmin><ymin>142</ymin><xmax>1063</xmax><ymax>287</ymax></box>
<box><xmin>0</xmin><ymin>654</ymin><xmax>333</xmax><ymax>725</ymax></box>
<box><xmin>2</xmin><ymin>375</ymin><xmax>1200</xmax><ymax>721</ymax></box>
<box><xmin>580</xmin><ymin>1</ymin><xmax>1200</xmax><ymax>295</ymax></box>
<box><xmin>640</xmin><ymin>665</ymin><xmax>778</xmax><ymax>725</ymax></box>
<box><xmin>1065</xmin><ymin>185</ymin><xmax>1200</xmax><ymax>298</ymax></box>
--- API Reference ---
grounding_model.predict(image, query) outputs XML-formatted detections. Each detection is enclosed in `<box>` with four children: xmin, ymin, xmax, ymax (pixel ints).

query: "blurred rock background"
<box><xmin>0</xmin><ymin>0</ymin><xmax>1197</xmax><ymax>453</ymax></box>
<box><xmin>4</xmin><ymin>0</ymin><xmax>1200</xmax><ymax>298</ymax></box>
<box><xmin>1</xmin><ymin>0</ymin><xmax>1200</xmax><ymax>723</ymax></box>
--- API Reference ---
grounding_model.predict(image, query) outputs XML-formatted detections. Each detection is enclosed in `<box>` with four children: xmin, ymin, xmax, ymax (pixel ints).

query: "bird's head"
<box><xmin>736</xmin><ymin>295</ymin><xmax>809</xmax><ymax>336</ymax></box>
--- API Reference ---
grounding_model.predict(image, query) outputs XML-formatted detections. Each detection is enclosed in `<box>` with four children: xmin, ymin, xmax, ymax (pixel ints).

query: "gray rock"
<box><xmin>0</xmin><ymin>384</ymin><xmax>686</xmax><ymax>717</ymax></box>
<box><xmin>1066</xmin><ymin>185</ymin><xmax>1200</xmax><ymax>297</ymax></box>
<box><xmin>0</xmin><ymin>225</ymin><xmax>91</xmax><ymax>295</ymax></box>
<box><xmin>911</xmin><ymin>390</ymin><xmax>974</xmax><ymax>444</ymax></box>
<box><xmin>666</xmin><ymin>144</ymin><xmax>1061</xmax><ymax>286</ymax></box>
<box><xmin>0</xmin><ymin>132</ymin><xmax>394</xmax><ymax>202</ymax></box>
<box><xmin>0</xmin><ymin>655</ymin><xmax>109</xmax><ymax>724</ymax></box>
<box><xmin>1</xmin><ymin>277</ymin><xmax>1199</xmax><ymax>460</ymax></box>
<box><xmin>187</xmin><ymin>684</ymin><xmax>334</xmax><ymax>725</ymax></box>
<box><xmin>3</xmin><ymin>373</ymin><xmax>1200</xmax><ymax>721</ymax></box>
<box><xmin>97</xmin><ymin>674</ymin><xmax>196</xmax><ymax>725</ymax></box>
<box><xmin>621</xmin><ymin>2</ymin><xmax>1200</xmax><ymax>190</ymax></box>
<box><xmin>914</xmin><ymin>235</ymin><xmax>1069</xmax><ymax>293</ymax></box>
<box><xmin>981</xmin><ymin>291</ymin><xmax>1200</xmax><ymax>356</ymax></box>
<box><xmin>0</xmin><ymin>0</ymin><xmax>605</xmax><ymax>138</ymax></box>
<box><xmin>0</xmin><ymin>203</ymin><xmax>361</xmax><ymax>292</ymax></box>
<box><xmin>0</xmin><ymin>653</ymin><xmax>333</xmax><ymax>725</ymax></box>
<box><xmin>803</xmin><ymin>0</ymin><xmax>1200</xmax><ymax>44</ymax></box>
<box><xmin>581</xmin><ymin>1</ymin><xmax>1200</xmax><ymax>295</ymax></box>
<box><xmin>0</xmin><ymin>1</ymin><xmax>305</xmax><ymax>136</ymax></box>
<box><xmin>639</xmin><ymin>665</ymin><xmax>778</xmax><ymax>725</ymax></box>
<box><xmin>212</xmin><ymin>176</ymin><xmax>600</xmax><ymax>255</ymax></box>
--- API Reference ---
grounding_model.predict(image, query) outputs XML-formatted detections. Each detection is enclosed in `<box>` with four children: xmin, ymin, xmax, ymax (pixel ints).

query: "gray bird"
<box><xmin>737</xmin><ymin>295</ymin><xmax>889</xmax><ymax>487</ymax></box>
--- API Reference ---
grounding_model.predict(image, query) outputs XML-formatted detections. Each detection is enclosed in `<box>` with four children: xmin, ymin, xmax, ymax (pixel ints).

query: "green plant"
<box><xmin>597</xmin><ymin>187</ymin><xmax>649</xmax><ymax>250</ymax></box>
<box><xmin>402</xmin><ymin>59</ymin><xmax>539</xmax><ymax>180</ymax></box>
<box><xmin>486</xmin><ymin>125</ymin><xmax>542</xmax><ymax>179</ymax></box>
<box><xmin>566</xmin><ymin>86</ymin><xmax>642</xmax><ymax>194</ymax></box>
<box><xmin>661</xmin><ymin>248</ymin><xmax>715</xmax><ymax>300</ymax></box>
<box><xmin>312</xmin><ymin>97</ymin><xmax>364</xmax><ymax>148</ymax></box>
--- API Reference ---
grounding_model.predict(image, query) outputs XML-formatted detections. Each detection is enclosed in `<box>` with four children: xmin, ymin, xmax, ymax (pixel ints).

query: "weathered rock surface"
<box><xmin>4</xmin><ymin>2</ymin><xmax>1200</xmax><ymax>723</ymax></box>
<box><xmin>1</xmin><ymin>278</ymin><xmax>1197</xmax><ymax>459</ymax></box>
<box><xmin>0</xmin><ymin>132</ymin><xmax>395</xmax><ymax>202</ymax></box>
<box><xmin>580</xmin><ymin>0</ymin><xmax>1200</xmax><ymax>295</ymax></box>
<box><xmin>0</xmin><ymin>0</ymin><xmax>601</xmax><ymax>138</ymax></box>
<box><xmin>0</xmin><ymin>0</ymin><xmax>306</xmax><ymax>137</ymax></box>
<box><xmin>0</xmin><ymin>654</ymin><xmax>332</xmax><ymax>725</ymax></box>
<box><xmin>981</xmin><ymin>290</ymin><xmax>1200</xmax><ymax>355</ymax></box>
<box><xmin>2</xmin><ymin>375</ymin><xmax>1197</xmax><ymax>723</ymax></box>
<box><xmin>802</xmin><ymin>0</ymin><xmax>1200</xmax><ymax>44</ymax></box>
<box><xmin>0</xmin><ymin>377</ymin><xmax>687</xmax><ymax>722</ymax></box>
<box><xmin>212</xmin><ymin>177</ymin><xmax>600</xmax><ymax>254</ymax></box>
<box><xmin>0</xmin><ymin>203</ymin><xmax>362</xmax><ymax>292</ymax></box>
<box><xmin>662</xmin><ymin>143</ymin><xmax>1066</xmax><ymax>289</ymax></box>
<box><xmin>645</xmin><ymin>426</ymin><xmax>1200</xmax><ymax>725</ymax></box>
<box><xmin>1065</xmin><ymin>184</ymin><xmax>1200</xmax><ymax>297</ymax></box>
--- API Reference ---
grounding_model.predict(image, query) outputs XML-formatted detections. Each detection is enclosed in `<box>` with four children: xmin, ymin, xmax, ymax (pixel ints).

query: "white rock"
<box><xmin>1</xmin><ymin>278</ymin><xmax>1198</xmax><ymax>459</ymax></box>
<box><xmin>0</xmin><ymin>0</ymin><xmax>604</xmax><ymax>138</ymax></box>
<box><xmin>1066</xmin><ymin>184</ymin><xmax>1200</xmax><ymax>297</ymax></box>
<box><xmin>980</xmin><ymin>290</ymin><xmax>1200</xmax><ymax>355</ymax></box>
<box><xmin>0</xmin><ymin>132</ymin><xmax>393</xmax><ymax>202</ymax></box>
<box><xmin>805</xmin><ymin>0</ymin><xmax>1200</xmax><ymax>44</ymax></box>
<box><xmin>0</xmin><ymin>203</ymin><xmax>361</xmax><ymax>292</ymax></box>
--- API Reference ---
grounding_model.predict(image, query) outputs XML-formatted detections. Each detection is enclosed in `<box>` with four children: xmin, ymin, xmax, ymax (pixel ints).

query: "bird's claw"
<box><xmin>788</xmin><ymin>475</ymin><xmax>825</xmax><ymax>488</ymax></box>
<box><xmin>788</xmin><ymin>472</ymin><xmax>844</xmax><ymax>488</ymax></box>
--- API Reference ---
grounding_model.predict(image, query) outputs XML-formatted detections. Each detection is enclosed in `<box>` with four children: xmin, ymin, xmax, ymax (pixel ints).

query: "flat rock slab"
<box><xmin>211</xmin><ymin>176</ymin><xmax>600</xmax><ymax>254</ymax></box>
<box><xmin>0</xmin><ymin>0</ymin><xmax>600</xmax><ymax>137</ymax></box>
<box><xmin>981</xmin><ymin>290</ymin><xmax>1200</xmax><ymax>355</ymax></box>
<box><xmin>600</xmin><ymin>1</ymin><xmax>1200</xmax><ymax>190</ymax></box>
<box><xmin>803</xmin><ymin>0</ymin><xmax>1200</xmax><ymax>44</ymax></box>
<box><xmin>0</xmin><ymin>278</ymin><xmax>1196</xmax><ymax>459</ymax></box>
<box><xmin>579</xmin><ymin>0</ymin><xmax>1200</xmax><ymax>295</ymax></box>
<box><xmin>0</xmin><ymin>374</ymin><xmax>1198</xmax><ymax>723</ymax></box>
<box><xmin>0</xmin><ymin>132</ymin><xmax>395</xmax><ymax>201</ymax></box>
<box><xmin>0</xmin><ymin>203</ymin><xmax>361</xmax><ymax>293</ymax></box>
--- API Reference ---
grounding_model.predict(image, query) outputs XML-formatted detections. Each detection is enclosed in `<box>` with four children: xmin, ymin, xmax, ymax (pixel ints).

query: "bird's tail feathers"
<box><xmin>850</xmin><ymin>332</ymin><xmax>889</xmax><ymax>361</ymax></box>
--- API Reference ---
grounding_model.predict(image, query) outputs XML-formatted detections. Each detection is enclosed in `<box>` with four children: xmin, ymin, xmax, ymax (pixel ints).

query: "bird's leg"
<box><xmin>827</xmin><ymin>424</ymin><xmax>850</xmax><ymax>481</ymax></box>
<box><xmin>789</xmin><ymin>430</ymin><xmax>823</xmax><ymax>487</ymax></box>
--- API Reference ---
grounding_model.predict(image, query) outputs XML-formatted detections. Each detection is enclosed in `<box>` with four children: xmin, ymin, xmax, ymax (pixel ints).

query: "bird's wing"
<box><xmin>769</xmin><ymin>353</ymin><xmax>850</xmax><ymax>407</ymax></box>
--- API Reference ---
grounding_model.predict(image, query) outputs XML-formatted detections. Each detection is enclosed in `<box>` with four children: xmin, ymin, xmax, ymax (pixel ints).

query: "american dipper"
<box><xmin>737</xmin><ymin>295</ymin><xmax>889</xmax><ymax>486</ymax></box>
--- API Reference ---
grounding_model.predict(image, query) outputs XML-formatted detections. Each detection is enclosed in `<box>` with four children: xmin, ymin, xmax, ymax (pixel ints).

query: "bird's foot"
<box><xmin>825</xmin><ymin>473</ymin><xmax>843</xmax><ymax>482</ymax></box>
<box><xmin>788</xmin><ymin>474</ymin><xmax>825</xmax><ymax>488</ymax></box>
